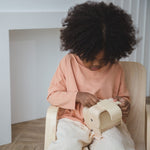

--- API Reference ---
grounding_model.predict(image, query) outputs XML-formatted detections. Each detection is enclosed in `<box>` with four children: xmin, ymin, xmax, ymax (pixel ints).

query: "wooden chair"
<box><xmin>44</xmin><ymin>61</ymin><xmax>149</xmax><ymax>150</ymax></box>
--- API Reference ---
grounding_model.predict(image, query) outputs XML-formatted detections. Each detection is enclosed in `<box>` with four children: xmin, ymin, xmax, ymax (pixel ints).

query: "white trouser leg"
<box><xmin>48</xmin><ymin>118</ymin><xmax>93</xmax><ymax>150</ymax></box>
<box><xmin>89</xmin><ymin>122</ymin><xmax>135</xmax><ymax>150</ymax></box>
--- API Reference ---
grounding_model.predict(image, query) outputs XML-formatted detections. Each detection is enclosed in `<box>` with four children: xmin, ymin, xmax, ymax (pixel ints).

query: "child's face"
<box><xmin>82</xmin><ymin>50</ymin><xmax>108</xmax><ymax>71</ymax></box>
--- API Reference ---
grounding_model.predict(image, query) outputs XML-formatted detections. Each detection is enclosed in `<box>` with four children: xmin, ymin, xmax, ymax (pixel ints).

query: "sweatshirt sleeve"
<box><xmin>117</xmin><ymin>66</ymin><xmax>131</xmax><ymax>103</ymax></box>
<box><xmin>46</xmin><ymin>57</ymin><xmax>77</xmax><ymax>110</ymax></box>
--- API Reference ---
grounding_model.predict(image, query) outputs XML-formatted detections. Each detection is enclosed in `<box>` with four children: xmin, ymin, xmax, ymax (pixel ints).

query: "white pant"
<box><xmin>48</xmin><ymin>118</ymin><xmax>135</xmax><ymax>150</ymax></box>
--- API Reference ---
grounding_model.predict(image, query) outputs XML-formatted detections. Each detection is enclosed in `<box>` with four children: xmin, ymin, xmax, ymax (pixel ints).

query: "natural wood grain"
<box><xmin>0</xmin><ymin>118</ymin><xmax>45</xmax><ymax>150</ymax></box>
<box><xmin>44</xmin><ymin>106</ymin><xmax>59</xmax><ymax>150</ymax></box>
<box><xmin>119</xmin><ymin>61</ymin><xmax>146</xmax><ymax>149</ymax></box>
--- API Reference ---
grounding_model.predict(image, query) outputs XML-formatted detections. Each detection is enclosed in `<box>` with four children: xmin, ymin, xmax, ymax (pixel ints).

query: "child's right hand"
<box><xmin>76</xmin><ymin>92</ymin><xmax>99</xmax><ymax>107</ymax></box>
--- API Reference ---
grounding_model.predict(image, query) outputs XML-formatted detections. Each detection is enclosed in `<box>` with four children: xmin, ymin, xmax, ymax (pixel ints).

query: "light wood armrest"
<box><xmin>146</xmin><ymin>104</ymin><xmax>150</xmax><ymax>150</ymax></box>
<box><xmin>44</xmin><ymin>105</ymin><xmax>59</xmax><ymax>150</ymax></box>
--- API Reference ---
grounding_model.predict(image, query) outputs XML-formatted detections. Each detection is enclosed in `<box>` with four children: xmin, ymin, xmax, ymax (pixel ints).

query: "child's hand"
<box><xmin>116</xmin><ymin>97</ymin><xmax>130</xmax><ymax>123</ymax></box>
<box><xmin>76</xmin><ymin>92</ymin><xmax>99</xmax><ymax>107</ymax></box>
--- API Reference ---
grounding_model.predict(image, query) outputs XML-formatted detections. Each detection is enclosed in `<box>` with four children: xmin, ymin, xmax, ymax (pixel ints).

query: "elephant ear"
<box><xmin>97</xmin><ymin>99</ymin><xmax>122</xmax><ymax>133</ymax></box>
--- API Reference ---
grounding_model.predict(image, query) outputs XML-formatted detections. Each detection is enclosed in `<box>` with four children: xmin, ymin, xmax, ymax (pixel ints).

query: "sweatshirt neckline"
<box><xmin>71</xmin><ymin>53</ymin><xmax>112</xmax><ymax>73</ymax></box>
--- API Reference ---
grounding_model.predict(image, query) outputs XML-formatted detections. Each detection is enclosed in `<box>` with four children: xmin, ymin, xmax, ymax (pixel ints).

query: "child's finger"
<box><xmin>122</xmin><ymin>112</ymin><xmax>129</xmax><ymax>118</ymax></box>
<box><xmin>122</xmin><ymin>111</ymin><xmax>129</xmax><ymax>116</ymax></box>
<box><xmin>89</xmin><ymin>95</ymin><xmax>99</xmax><ymax>103</ymax></box>
<box><xmin>86</xmin><ymin>103</ymin><xmax>91</xmax><ymax>107</ymax></box>
<box><xmin>89</xmin><ymin>99</ymin><xmax>97</xmax><ymax>106</ymax></box>
<box><xmin>121</xmin><ymin>104</ymin><xmax>130</xmax><ymax>110</ymax></box>
<box><xmin>120</xmin><ymin>101</ymin><xmax>130</xmax><ymax>107</ymax></box>
<box><xmin>119</xmin><ymin>100</ymin><xmax>130</xmax><ymax>108</ymax></box>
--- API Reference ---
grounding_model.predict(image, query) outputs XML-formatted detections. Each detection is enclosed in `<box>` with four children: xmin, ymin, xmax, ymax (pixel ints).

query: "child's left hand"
<box><xmin>114</xmin><ymin>96</ymin><xmax>130</xmax><ymax>123</ymax></box>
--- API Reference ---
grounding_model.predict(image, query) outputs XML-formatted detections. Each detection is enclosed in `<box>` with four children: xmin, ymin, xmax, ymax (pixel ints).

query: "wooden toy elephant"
<box><xmin>83</xmin><ymin>98</ymin><xmax>122</xmax><ymax>138</ymax></box>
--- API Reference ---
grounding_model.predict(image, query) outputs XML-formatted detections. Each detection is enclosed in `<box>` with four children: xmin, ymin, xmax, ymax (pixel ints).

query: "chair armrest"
<box><xmin>44</xmin><ymin>105</ymin><xmax>59</xmax><ymax>150</ymax></box>
<box><xmin>146</xmin><ymin>104</ymin><xmax>150</xmax><ymax>150</ymax></box>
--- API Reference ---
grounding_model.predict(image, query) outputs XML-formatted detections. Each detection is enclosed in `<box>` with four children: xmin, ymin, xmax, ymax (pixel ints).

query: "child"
<box><xmin>47</xmin><ymin>1</ymin><xmax>136</xmax><ymax>150</ymax></box>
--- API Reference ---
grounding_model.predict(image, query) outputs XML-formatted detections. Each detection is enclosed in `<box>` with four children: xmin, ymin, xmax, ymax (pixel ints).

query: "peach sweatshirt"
<box><xmin>47</xmin><ymin>53</ymin><xmax>130</xmax><ymax>124</ymax></box>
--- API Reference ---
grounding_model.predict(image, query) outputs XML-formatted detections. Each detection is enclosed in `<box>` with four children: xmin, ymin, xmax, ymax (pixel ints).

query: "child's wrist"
<box><xmin>76</xmin><ymin>92</ymin><xmax>81</xmax><ymax>103</ymax></box>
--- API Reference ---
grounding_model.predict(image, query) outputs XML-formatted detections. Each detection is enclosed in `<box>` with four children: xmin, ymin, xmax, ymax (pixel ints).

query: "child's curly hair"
<box><xmin>60</xmin><ymin>1</ymin><xmax>137</xmax><ymax>64</ymax></box>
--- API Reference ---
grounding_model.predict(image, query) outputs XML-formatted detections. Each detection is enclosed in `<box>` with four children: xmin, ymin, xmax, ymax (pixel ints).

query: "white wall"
<box><xmin>0</xmin><ymin>11</ymin><xmax>67</xmax><ymax>146</ymax></box>
<box><xmin>0</xmin><ymin>0</ymin><xmax>89</xmax><ymax>12</ymax></box>
<box><xmin>9</xmin><ymin>29</ymin><xmax>68</xmax><ymax>124</ymax></box>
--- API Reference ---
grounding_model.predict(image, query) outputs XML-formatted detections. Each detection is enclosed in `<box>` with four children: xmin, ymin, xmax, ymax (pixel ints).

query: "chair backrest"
<box><xmin>119</xmin><ymin>61</ymin><xmax>146</xmax><ymax>148</ymax></box>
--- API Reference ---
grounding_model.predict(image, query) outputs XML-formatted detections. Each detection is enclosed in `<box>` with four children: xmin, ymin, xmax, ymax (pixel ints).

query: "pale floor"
<box><xmin>0</xmin><ymin>118</ymin><xmax>45</xmax><ymax>150</ymax></box>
